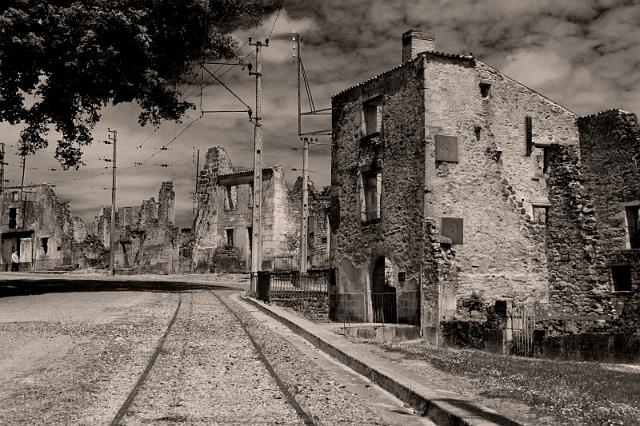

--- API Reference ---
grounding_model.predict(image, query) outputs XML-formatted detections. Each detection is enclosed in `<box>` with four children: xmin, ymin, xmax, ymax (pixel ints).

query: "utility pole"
<box><xmin>19</xmin><ymin>153</ymin><xmax>26</xmax><ymax>198</ymax></box>
<box><xmin>249</xmin><ymin>37</ymin><xmax>269</xmax><ymax>292</ymax></box>
<box><xmin>293</xmin><ymin>32</ymin><xmax>309</xmax><ymax>273</ymax></box>
<box><xmin>107</xmin><ymin>128</ymin><xmax>117</xmax><ymax>276</ymax></box>
<box><xmin>300</xmin><ymin>137</ymin><xmax>309</xmax><ymax>273</ymax></box>
<box><xmin>0</xmin><ymin>143</ymin><xmax>5</xmax><ymax>195</ymax></box>
<box><xmin>194</xmin><ymin>148</ymin><xmax>200</xmax><ymax>215</ymax></box>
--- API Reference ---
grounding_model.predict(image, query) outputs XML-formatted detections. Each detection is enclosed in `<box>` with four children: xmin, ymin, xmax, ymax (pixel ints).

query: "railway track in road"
<box><xmin>109</xmin><ymin>290</ymin><xmax>316</xmax><ymax>426</ymax></box>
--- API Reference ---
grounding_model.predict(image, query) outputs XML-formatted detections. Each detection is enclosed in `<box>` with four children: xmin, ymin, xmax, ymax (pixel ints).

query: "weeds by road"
<box><xmin>378</xmin><ymin>341</ymin><xmax>640</xmax><ymax>425</ymax></box>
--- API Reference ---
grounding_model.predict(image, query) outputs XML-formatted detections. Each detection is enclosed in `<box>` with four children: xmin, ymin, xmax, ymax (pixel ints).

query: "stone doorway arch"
<box><xmin>371</xmin><ymin>256</ymin><xmax>397</xmax><ymax>323</ymax></box>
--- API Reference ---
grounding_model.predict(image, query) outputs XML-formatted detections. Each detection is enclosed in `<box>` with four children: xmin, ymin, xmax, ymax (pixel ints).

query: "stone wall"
<box><xmin>331</xmin><ymin>57</ymin><xmax>427</xmax><ymax>322</ymax></box>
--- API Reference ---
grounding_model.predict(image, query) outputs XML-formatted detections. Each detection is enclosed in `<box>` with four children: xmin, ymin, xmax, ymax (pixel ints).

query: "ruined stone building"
<box><xmin>193</xmin><ymin>146</ymin><xmax>329</xmax><ymax>273</ymax></box>
<box><xmin>330</xmin><ymin>29</ymin><xmax>640</xmax><ymax>359</ymax></box>
<box><xmin>0</xmin><ymin>184</ymin><xmax>78</xmax><ymax>271</ymax></box>
<box><xmin>93</xmin><ymin>182</ymin><xmax>184</xmax><ymax>273</ymax></box>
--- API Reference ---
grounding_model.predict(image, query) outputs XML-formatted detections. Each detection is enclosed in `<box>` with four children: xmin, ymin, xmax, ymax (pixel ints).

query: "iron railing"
<box><xmin>329</xmin><ymin>290</ymin><xmax>420</xmax><ymax>326</ymax></box>
<box><xmin>270</xmin><ymin>270</ymin><xmax>329</xmax><ymax>293</ymax></box>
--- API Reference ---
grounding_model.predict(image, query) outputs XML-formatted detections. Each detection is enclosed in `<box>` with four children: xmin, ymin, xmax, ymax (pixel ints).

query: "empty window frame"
<box><xmin>435</xmin><ymin>135</ymin><xmax>459</xmax><ymax>163</ymax></box>
<box><xmin>362</xmin><ymin>97</ymin><xmax>383</xmax><ymax>137</ymax></box>
<box><xmin>40</xmin><ymin>237</ymin><xmax>49</xmax><ymax>255</ymax></box>
<box><xmin>525</xmin><ymin>116</ymin><xmax>533</xmax><ymax>156</ymax></box>
<box><xmin>532</xmin><ymin>204</ymin><xmax>550</xmax><ymax>224</ymax></box>
<box><xmin>625</xmin><ymin>206</ymin><xmax>640</xmax><ymax>249</ymax></box>
<box><xmin>611</xmin><ymin>264</ymin><xmax>632</xmax><ymax>292</ymax></box>
<box><xmin>8</xmin><ymin>207</ymin><xmax>17</xmax><ymax>229</ymax></box>
<box><xmin>441</xmin><ymin>217</ymin><xmax>464</xmax><ymax>244</ymax></box>
<box><xmin>225</xmin><ymin>228</ymin><xmax>234</xmax><ymax>248</ymax></box>
<box><xmin>224</xmin><ymin>186</ymin><xmax>238</xmax><ymax>211</ymax></box>
<box><xmin>12</xmin><ymin>192</ymin><xmax>18</xmax><ymax>202</ymax></box>
<box><xmin>479</xmin><ymin>82</ymin><xmax>492</xmax><ymax>98</ymax></box>
<box><xmin>361</xmin><ymin>171</ymin><xmax>382</xmax><ymax>222</ymax></box>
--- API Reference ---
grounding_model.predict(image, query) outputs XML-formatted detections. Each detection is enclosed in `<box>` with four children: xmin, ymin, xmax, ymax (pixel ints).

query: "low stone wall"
<box><xmin>541</xmin><ymin>332</ymin><xmax>640</xmax><ymax>363</ymax></box>
<box><xmin>272</xmin><ymin>293</ymin><xmax>329</xmax><ymax>322</ymax></box>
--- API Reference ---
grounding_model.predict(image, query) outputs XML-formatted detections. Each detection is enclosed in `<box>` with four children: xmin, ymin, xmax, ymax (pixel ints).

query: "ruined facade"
<box><xmin>193</xmin><ymin>146</ymin><xmax>329</xmax><ymax>273</ymax></box>
<box><xmin>93</xmin><ymin>182</ymin><xmax>183</xmax><ymax>273</ymax></box>
<box><xmin>330</xmin><ymin>29</ymin><xmax>639</xmax><ymax>359</ymax></box>
<box><xmin>0</xmin><ymin>184</ymin><xmax>78</xmax><ymax>271</ymax></box>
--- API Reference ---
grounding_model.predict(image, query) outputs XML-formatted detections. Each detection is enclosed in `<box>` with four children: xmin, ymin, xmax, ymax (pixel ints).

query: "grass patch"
<box><xmin>380</xmin><ymin>342</ymin><xmax>640</xmax><ymax>425</ymax></box>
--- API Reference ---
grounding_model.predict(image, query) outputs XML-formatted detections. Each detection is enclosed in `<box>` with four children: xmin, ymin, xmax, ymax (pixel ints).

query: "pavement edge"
<box><xmin>240</xmin><ymin>294</ymin><xmax>520</xmax><ymax>426</ymax></box>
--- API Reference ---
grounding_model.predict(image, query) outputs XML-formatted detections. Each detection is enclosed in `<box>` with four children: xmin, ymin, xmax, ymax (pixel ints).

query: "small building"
<box><xmin>330</xmin><ymin>29</ymin><xmax>640</xmax><ymax>360</ymax></box>
<box><xmin>0</xmin><ymin>184</ymin><xmax>78</xmax><ymax>271</ymax></box>
<box><xmin>193</xmin><ymin>146</ymin><xmax>329</xmax><ymax>273</ymax></box>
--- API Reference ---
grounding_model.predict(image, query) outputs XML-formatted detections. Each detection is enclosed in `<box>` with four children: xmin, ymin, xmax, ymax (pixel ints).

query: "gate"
<box><xmin>511</xmin><ymin>304</ymin><xmax>536</xmax><ymax>356</ymax></box>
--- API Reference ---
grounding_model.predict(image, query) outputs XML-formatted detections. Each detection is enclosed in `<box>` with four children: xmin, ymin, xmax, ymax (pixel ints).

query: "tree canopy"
<box><xmin>0</xmin><ymin>0</ymin><xmax>276</xmax><ymax>168</ymax></box>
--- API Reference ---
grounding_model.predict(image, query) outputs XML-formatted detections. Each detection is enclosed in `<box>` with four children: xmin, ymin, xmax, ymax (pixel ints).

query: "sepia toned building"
<box><xmin>0</xmin><ymin>184</ymin><xmax>78</xmax><ymax>271</ymax></box>
<box><xmin>330</xmin><ymin>29</ymin><xmax>640</xmax><ymax>360</ymax></box>
<box><xmin>193</xmin><ymin>146</ymin><xmax>329</xmax><ymax>273</ymax></box>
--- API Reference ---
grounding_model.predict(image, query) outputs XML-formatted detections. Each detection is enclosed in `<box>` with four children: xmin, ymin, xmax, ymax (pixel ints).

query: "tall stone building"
<box><xmin>193</xmin><ymin>146</ymin><xmax>329</xmax><ymax>272</ymax></box>
<box><xmin>330</xmin><ymin>29</ymin><xmax>639</xmax><ymax>359</ymax></box>
<box><xmin>0</xmin><ymin>184</ymin><xmax>78</xmax><ymax>271</ymax></box>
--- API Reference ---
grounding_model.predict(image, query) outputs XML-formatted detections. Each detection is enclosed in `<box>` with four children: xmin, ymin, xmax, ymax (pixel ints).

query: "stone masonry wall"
<box><xmin>331</xmin><ymin>58</ymin><xmax>427</xmax><ymax>321</ymax></box>
<box><xmin>423</xmin><ymin>55</ymin><xmax>578</xmax><ymax>313</ymax></box>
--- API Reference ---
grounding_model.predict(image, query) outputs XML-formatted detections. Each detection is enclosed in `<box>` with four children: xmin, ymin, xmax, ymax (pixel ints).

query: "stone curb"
<box><xmin>241</xmin><ymin>295</ymin><xmax>520</xmax><ymax>426</ymax></box>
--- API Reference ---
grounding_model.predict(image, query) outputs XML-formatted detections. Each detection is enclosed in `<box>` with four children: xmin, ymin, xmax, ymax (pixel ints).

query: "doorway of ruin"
<box><xmin>371</xmin><ymin>256</ymin><xmax>397</xmax><ymax>323</ymax></box>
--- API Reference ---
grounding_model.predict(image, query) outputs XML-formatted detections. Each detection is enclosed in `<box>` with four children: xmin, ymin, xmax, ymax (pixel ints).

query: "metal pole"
<box><xmin>249</xmin><ymin>38</ymin><xmax>268</xmax><ymax>292</ymax></box>
<box><xmin>0</xmin><ymin>143</ymin><xmax>4</xmax><ymax>195</ymax></box>
<box><xmin>108</xmin><ymin>128</ymin><xmax>117</xmax><ymax>276</ymax></box>
<box><xmin>300</xmin><ymin>137</ymin><xmax>309</xmax><ymax>273</ymax></box>
<box><xmin>295</xmin><ymin>32</ymin><xmax>301</xmax><ymax>136</ymax></box>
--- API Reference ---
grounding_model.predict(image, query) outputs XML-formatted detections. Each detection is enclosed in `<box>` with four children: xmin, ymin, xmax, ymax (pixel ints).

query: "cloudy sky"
<box><xmin>1</xmin><ymin>0</ymin><xmax>639</xmax><ymax>228</ymax></box>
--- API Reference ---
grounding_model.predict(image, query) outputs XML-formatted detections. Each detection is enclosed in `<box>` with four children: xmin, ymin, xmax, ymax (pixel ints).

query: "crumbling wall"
<box><xmin>331</xmin><ymin>57</ymin><xmax>427</xmax><ymax>322</ymax></box>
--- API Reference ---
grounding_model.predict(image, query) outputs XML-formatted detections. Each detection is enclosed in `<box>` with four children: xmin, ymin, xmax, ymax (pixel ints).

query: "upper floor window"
<box><xmin>360</xmin><ymin>170</ymin><xmax>382</xmax><ymax>223</ymax></box>
<box><xmin>611</xmin><ymin>264</ymin><xmax>631</xmax><ymax>292</ymax></box>
<box><xmin>8</xmin><ymin>207</ymin><xmax>17</xmax><ymax>229</ymax></box>
<box><xmin>479</xmin><ymin>82</ymin><xmax>491</xmax><ymax>98</ymax></box>
<box><xmin>625</xmin><ymin>205</ymin><xmax>640</xmax><ymax>249</ymax></box>
<box><xmin>225</xmin><ymin>228</ymin><xmax>234</xmax><ymax>248</ymax></box>
<box><xmin>362</xmin><ymin>97</ymin><xmax>383</xmax><ymax>138</ymax></box>
<box><xmin>525</xmin><ymin>115</ymin><xmax>533</xmax><ymax>156</ymax></box>
<box><xmin>224</xmin><ymin>186</ymin><xmax>238</xmax><ymax>211</ymax></box>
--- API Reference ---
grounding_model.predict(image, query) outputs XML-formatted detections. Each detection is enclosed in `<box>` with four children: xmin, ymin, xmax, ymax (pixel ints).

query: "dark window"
<box><xmin>363</xmin><ymin>97</ymin><xmax>383</xmax><ymax>137</ymax></box>
<box><xmin>362</xmin><ymin>171</ymin><xmax>381</xmax><ymax>222</ymax></box>
<box><xmin>247</xmin><ymin>227</ymin><xmax>252</xmax><ymax>248</ymax></box>
<box><xmin>8</xmin><ymin>208</ymin><xmax>17</xmax><ymax>229</ymax></box>
<box><xmin>479</xmin><ymin>82</ymin><xmax>491</xmax><ymax>98</ymax></box>
<box><xmin>225</xmin><ymin>229</ymin><xmax>234</xmax><ymax>248</ymax></box>
<box><xmin>441</xmin><ymin>217</ymin><xmax>464</xmax><ymax>244</ymax></box>
<box><xmin>542</xmin><ymin>147</ymin><xmax>550</xmax><ymax>173</ymax></box>
<box><xmin>41</xmin><ymin>237</ymin><xmax>49</xmax><ymax>255</ymax></box>
<box><xmin>626</xmin><ymin>206</ymin><xmax>640</xmax><ymax>249</ymax></box>
<box><xmin>611</xmin><ymin>265</ymin><xmax>632</xmax><ymax>292</ymax></box>
<box><xmin>435</xmin><ymin>135</ymin><xmax>459</xmax><ymax>163</ymax></box>
<box><xmin>525</xmin><ymin>116</ymin><xmax>533</xmax><ymax>156</ymax></box>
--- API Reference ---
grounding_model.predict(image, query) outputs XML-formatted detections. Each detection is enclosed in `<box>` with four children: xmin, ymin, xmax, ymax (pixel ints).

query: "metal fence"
<box><xmin>511</xmin><ymin>304</ymin><xmax>536</xmax><ymax>356</ymax></box>
<box><xmin>329</xmin><ymin>290</ymin><xmax>420</xmax><ymax>326</ymax></box>
<box><xmin>270</xmin><ymin>270</ymin><xmax>329</xmax><ymax>294</ymax></box>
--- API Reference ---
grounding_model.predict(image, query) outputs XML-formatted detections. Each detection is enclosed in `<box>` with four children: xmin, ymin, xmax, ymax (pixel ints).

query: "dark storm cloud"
<box><xmin>1</xmin><ymin>1</ymin><xmax>638</xmax><ymax>227</ymax></box>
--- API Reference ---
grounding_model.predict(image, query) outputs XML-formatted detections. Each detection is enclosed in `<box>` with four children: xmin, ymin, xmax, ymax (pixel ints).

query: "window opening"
<box><xmin>525</xmin><ymin>116</ymin><xmax>533</xmax><ymax>156</ymax></box>
<box><xmin>362</xmin><ymin>171</ymin><xmax>382</xmax><ymax>222</ymax></box>
<box><xmin>225</xmin><ymin>229</ymin><xmax>234</xmax><ymax>248</ymax></box>
<box><xmin>611</xmin><ymin>265</ymin><xmax>632</xmax><ymax>292</ymax></box>
<box><xmin>479</xmin><ymin>82</ymin><xmax>491</xmax><ymax>98</ymax></box>
<box><xmin>41</xmin><ymin>237</ymin><xmax>49</xmax><ymax>255</ymax></box>
<box><xmin>8</xmin><ymin>208</ymin><xmax>17</xmax><ymax>229</ymax></box>
<box><xmin>363</xmin><ymin>97</ymin><xmax>383</xmax><ymax>137</ymax></box>
<box><xmin>626</xmin><ymin>206</ymin><xmax>640</xmax><ymax>249</ymax></box>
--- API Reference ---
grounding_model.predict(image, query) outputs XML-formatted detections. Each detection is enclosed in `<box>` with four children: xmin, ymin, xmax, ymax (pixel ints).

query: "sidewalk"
<box><xmin>242</xmin><ymin>295</ymin><xmax>519</xmax><ymax>426</ymax></box>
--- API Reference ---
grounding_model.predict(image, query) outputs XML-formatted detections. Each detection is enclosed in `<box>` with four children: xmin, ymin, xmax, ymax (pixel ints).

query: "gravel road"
<box><xmin>0</xmin><ymin>281</ymin><xmax>432</xmax><ymax>425</ymax></box>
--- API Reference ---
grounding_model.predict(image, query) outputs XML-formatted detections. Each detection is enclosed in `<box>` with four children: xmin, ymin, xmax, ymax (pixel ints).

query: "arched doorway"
<box><xmin>371</xmin><ymin>256</ymin><xmax>396</xmax><ymax>323</ymax></box>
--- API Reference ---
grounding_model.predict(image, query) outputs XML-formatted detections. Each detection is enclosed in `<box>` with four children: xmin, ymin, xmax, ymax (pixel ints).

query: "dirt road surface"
<box><xmin>0</xmin><ymin>277</ymin><xmax>433</xmax><ymax>425</ymax></box>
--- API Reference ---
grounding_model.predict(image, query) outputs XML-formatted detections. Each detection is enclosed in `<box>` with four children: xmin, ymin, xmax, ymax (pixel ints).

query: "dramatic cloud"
<box><xmin>1</xmin><ymin>0</ymin><xmax>638</xmax><ymax>228</ymax></box>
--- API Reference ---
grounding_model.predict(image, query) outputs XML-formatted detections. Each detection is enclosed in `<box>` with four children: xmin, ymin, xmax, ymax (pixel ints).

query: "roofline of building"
<box><xmin>217</xmin><ymin>167</ymin><xmax>277</xmax><ymax>180</ymax></box>
<box><xmin>3</xmin><ymin>183</ymin><xmax>55</xmax><ymax>190</ymax></box>
<box><xmin>332</xmin><ymin>51</ymin><xmax>475</xmax><ymax>99</ymax></box>
<box><xmin>477</xmin><ymin>60</ymin><xmax>576</xmax><ymax>116</ymax></box>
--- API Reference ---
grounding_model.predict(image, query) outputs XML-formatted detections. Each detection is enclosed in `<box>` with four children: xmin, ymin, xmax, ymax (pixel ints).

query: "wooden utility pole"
<box><xmin>0</xmin><ymin>143</ymin><xmax>5</xmax><ymax>195</ymax></box>
<box><xmin>107</xmin><ymin>128</ymin><xmax>117</xmax><ymax>276</ymax></box>
<box><xmin>194</xmin><ymin>148</ymin><xmax>200</xmax><ymax>215</ymax></box>
<box><xmin>249</xmin><ymin>37</ymin><xmax>268</xmax><ymax>292</ymax></box>
<box><xmin>300</xmin><ymin>137</ymin><xmax>309</xmax><ymax>273</ymax></box>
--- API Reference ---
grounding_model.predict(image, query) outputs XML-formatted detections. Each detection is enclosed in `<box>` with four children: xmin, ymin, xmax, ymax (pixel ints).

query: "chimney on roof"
<box><xmin>402</xmin><ymin>29</ymin><xmax>435</xmax><ymax>63</ymax></box>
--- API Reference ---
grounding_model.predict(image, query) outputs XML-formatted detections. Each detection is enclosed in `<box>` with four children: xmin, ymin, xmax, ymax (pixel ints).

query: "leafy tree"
<box><xmin>0</xmin><ymin>0</ymin><xmax>276</xmax><ymax>168</ymax></box>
